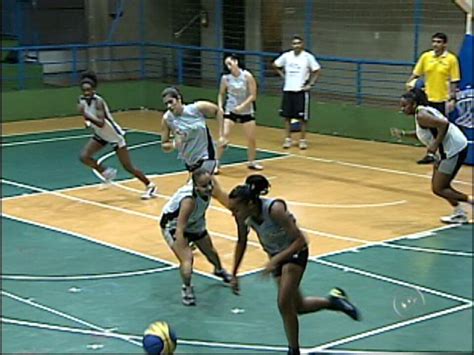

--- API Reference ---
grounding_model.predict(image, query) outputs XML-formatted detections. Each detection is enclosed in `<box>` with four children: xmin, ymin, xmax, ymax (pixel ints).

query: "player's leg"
<box><xmin>215</xmin><ymin>117</ymin><xmax>234</xmax><ymax>174</ymax></box>
<box><xmin>242</xmin><ymin>119</ymin><xmax>263</xmax><ymax>170</ymax></box>
<box><xmin>194</xmin><ymin>232</ymin><xmax>231</xmax><ymax>283</ymax></box>
<box><xmin>79</xmin><ymin>138</ymin><xmax>107</xmax><ymax>173</ymax></box>
<box><xmin>163</xmin><ymin>229</ymin><xmax>195</xmax><ymax>305</ymax></box>
<box><xmin>116</xmin><ymin>146</ymin><xmax>156</xmax><ymax>199</ymax></box>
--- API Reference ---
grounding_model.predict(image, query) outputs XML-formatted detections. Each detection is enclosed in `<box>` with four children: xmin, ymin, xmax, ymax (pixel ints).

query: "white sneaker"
<box><xmin>213</xmin><ymin>161</ymin><xmax>220</xmax><ymax>175</ymax></box>
<box><xmin>101</xmin><ymin>167</ymin><xmax>117</xmax><ymax>183</ymax></box>
<box><xmin>181</xmin><ymin>285</ymin><xmax>196</xmax><ymax>306</ymax></box>
<box><xmin>141</xmin><ymin>183</ymin><xmax>157</xmax><ymax>200</ymax></box>
<box><xmin>440</xmin><ymin>212</ymin><xmax>469</xmax><ymax>224</ymax></box>
<box><xmin>248</xmin><ymin>161</ymin><xmax>263</xmax><ymax>171</ymax></box>
<box><xmin>299</xmin><ymin>139</ymin><xmax>308</xmax><ymax>150</ymax></box>
<box><xmin>283</xmin><ymin>138</ymin><xmax>292</xmax><ymax>149</ymax></box>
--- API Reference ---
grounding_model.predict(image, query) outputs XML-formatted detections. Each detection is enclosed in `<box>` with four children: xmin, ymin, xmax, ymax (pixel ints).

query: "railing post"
<box><xmin>18</xmin><ymin>49</ymin><xmax>25</xmax><ymax>90</ymax></box>
<box><xmin>259</xmin><ymin>56</ymin><xmax>266</xmax><ymax>93</ymax></box>
<box><xmin>304</xmin><ymin>0</ymin><xmax>314</xmax><ymax>51</ymax></box>
<box><xmin>215</xmin><ymin>0</ymin><xmax>223</xmax><ymax>85</ymax></box>
<box><xmin>71</xmin><ymin>47</ymin><xmax>78</xmax><ymax>84</ymax></box>
<box><xmin>177</xmin><ymin>49</ymin><xmax>184</xmax><ymax>85</ymax></box>
<box><xmin>356</xmin><ymin>63</ymin><xmax>363</xmax><ymax>105</ymax></box>
<box><xmin>140</xmin><ymin>43</ymin><xmax>146</xmax><ymax>79</ymax></box>
<box><xmin>139</xmin><ymin>0</ymin><xmax>146</xmax><ymax>79</ymax></box>
<box><xmin>413</xmin><ymin>0</ymin><xmax>423</xmax><ymax>62</ymax></box>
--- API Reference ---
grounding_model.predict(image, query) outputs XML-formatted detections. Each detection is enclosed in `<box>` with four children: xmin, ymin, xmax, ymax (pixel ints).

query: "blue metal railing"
<box><xmin>1</xmin><ymin>41</ymin><xmax>414</xmax><ymax>105</ymax></box>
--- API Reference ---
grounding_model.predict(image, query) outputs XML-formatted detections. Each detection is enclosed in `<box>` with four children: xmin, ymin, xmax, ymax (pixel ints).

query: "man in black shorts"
<box><xmin>273</xmin><ymin>35</ymin><xmax>321</xmax><ymax>150</ymax></box>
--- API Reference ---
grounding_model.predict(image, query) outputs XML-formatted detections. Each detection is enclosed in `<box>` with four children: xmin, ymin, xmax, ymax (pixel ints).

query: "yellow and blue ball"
<box><xmin>142</xmin><ymin>321</ymin><xmax>177</xmax><ymax>354</ymax></box>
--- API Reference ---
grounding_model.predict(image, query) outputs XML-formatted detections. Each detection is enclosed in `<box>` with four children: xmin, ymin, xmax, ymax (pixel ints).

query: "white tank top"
<box><xmin>246</xmin><ymin>198</ymin><xmax>296</xmax><ymax>256</ymax></box>
<box><xmin>222</xmin><ymin>69</ymin><xmax>254</xmax><ymax>115</ymax></box>
<box><xmin>161</xmin><ymin>182</ymin><xmax>210</xmax><ymax>233</ymax></box>
<box><xmin>79</xmin><ymin>94</ymin><xmax>125</xmax><ymax>141</ymax></box>
<box><xmin>415</xmin><ymin>106</ymin><xmax>467</xmax><ymax>159</ymax></box>
<box><xmin>164</xmin><ymin>103</ymin><xmax>216</xmax><ymax>166</ymax></box>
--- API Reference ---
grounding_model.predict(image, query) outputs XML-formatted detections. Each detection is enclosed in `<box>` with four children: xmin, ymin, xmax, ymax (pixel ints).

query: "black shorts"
<box><xmin>161</xmin><ymin>227</ymin><xmax>208</xmax><ymax>246</ymax></box>
<box><xmin>279</xmin><ymin>91</ymin><xmax>310</xmax><ymax>121</ymax></box>
<box><xmin>271</xmin><ymin>248</ymin><xmax>309</xmax><ymax>278</ymax></box>
<box><xmin>428</xmin><ymin>101</ymin><xmax>447</xmax><ymax>116</ymax></box>
<box><xmin>92</xmin><ymin>135</ymin><xmax>122</xmax><ymax>150</ymax></box>
<box><xmin>224</xmin><ymin>112</ymin><xmax>255</xmax><ymax>124</ymax></box>
<box><xmin>184</xmin><ymin>159</ymin><xmax>217</xmax><ymax>174</ymax></box>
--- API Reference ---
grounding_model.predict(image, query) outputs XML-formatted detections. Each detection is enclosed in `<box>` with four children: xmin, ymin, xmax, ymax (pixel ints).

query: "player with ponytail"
<box><xmin>228</xmin><ymin>175</ymin><xmax>360</xmax><ymax>355</ymax></box>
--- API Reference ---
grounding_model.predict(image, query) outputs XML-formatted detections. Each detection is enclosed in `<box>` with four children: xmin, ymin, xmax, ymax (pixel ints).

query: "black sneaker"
<box><xmin>417</xmin><ymin>154</ymin><xmax>436</xmax><ymax>164</ymax></box>
<box><xmin>328</xmin><ymin>287</ymin><xmax>361</xmax><ymax>321</ymax></box>
<box><xmin>214</xmin><ymin>269</ymin><xmax>232</xmax><ymax>283</ymax></box>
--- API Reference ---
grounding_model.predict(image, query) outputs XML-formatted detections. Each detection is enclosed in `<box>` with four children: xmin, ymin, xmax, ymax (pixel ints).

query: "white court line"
<box><xmin>238</xmin><ymin>224</ymin><xmax>462</xmax><ymax>277</ymax></box>
<box><xmin>1</xmin><ymin>317</ymin><xmax>289</xmax><ymax>353</ymax></box>
<box><xmin>0</xmin><ymin>126</ymin><xmax>87</xmax><ymax>138</ymax></box>
<box><xmin>1</xmin><ymin>213</ymin><xmax>225</xmax><ymax>283</ymax></box>
<box><xmin>308</xmin><ymin>302</ymin><xmax>473</xmax><ymax>352</ymax></box>
<box><xmin>286</xmin><ymin>200</ymin><xmax>407</xmax><ymax>209</ymax></box>
<box><xmin>300</xmin><ymin>225</ymin><xmax>473</xmax><ymax>257</ymax></box>
<box><xmin>1</xmin><ymin>179</ymin><xmax>248</xmax><ymax>252</ymax></box>
<box><xmin>380</xmin><ymin>243</ymin><xmax>473</xmax><ymax>257</ymax></box>
<box><xmin>0</xmin><ymin>134</ymin><xmax>91</xmax><ymax>147</ymax></box>
<box><xmin>1</xmin><ymin>265</ymin><xmax>177</xmax><ymax>281</ymax></box>
<box><xmin>1</xmin><ymin>290</ymin><xmax>141</xmax><ymax>346</ymax></box>
<box><xmin>312</xmin><ymin>258</ymin><xmax>472</xmax><ymax>304</ymax></box>
<box><xmin>291</xmin><ymin>154</ymin><xmax>472</xmax><ymax>187</ymax></box>
<box><xmin>95</xmin><ymin>141</ymin><xmax>406</xmax><ymax>210</ymax></box>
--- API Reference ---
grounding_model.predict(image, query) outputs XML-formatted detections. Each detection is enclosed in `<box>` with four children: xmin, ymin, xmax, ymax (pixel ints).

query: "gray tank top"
<box><xmin>164</xmin><ymin>103</ymin><xmax>216</xmax><ymax>166</ymax></box>
<box><xmin>246</xmin><ymin>198</ymin><xmax>296</xmax><ymax>256</ymax></box>
<box><xmin>161</xmin><ymin>182</ymin><xmax>210</xmax><ymax>233</ymax></box>
<box><xmin>415</xmin><ymin>105</ymin><xmax>467</xmax><ymax>159</ymax></box>
<box><xmin>222</xmin><ymin>69</ymin><xmax>254</xmax><ymax>115</ymax></box>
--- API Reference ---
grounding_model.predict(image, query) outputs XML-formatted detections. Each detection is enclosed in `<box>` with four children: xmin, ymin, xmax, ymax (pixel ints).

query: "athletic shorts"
<box><xmin>92</xmin><ymin>134</ymin><xmax>126</xmax><ymax>150</ymax></box>
<box><xmin>271</xmin><ymin>248</ymin><xmax>309</xmax><ymax>278</ymax></box>
<box><xmin>279</xmin><ymin>91</ymin><xmax>310</xmax><ymax>121</ymax></box>
<box><xmin>224</xmin><ymin>112</ymin><xmax>255</xmax><ymax>124</ymax></box>
<box><xmin>161</xmin><ymin>228</ymin><xmax>208</xmax><ymax>247</ymax></box>
<box><xmin>438</xmin><ymin>147</ymin><xmax>468</xmax><ymax>176</ymax></box>
<box><xmin>185</xmin><ymin>159</ymin><xmax>217</xmax><ymax>174</ymax></box>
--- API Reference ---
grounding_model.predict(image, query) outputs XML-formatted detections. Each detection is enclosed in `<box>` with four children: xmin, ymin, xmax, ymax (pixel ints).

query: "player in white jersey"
<box><xmin>161</xmin><ymin>86</ymin><xmax>229</xmax><ymax>208</ymax></box>
<box><xmin>228</xmin><ymin>175</ymin><xmax>360</xmax><ymax>355</ymax></box>
<box><xmin>392</xmin><ymin>88</ymin><xmax>473</xmax><ymax>223</ymax></box>
<box><xmin>216</xmin><ymin>54</ymin><xmax>262</xmax><ymax>173</ymax></box>
<box><xmin>273</xmin><ymin>35</ymin><xmax>321</xmax><ymax>150</ymax></box>
<box><xmin>77</xmin><ymin>72</ymin><xmax>156</xmax><ymax>199</ymax></box>
<box><xmin>160</xmin><ymin>168</ymin><xmax>231</xmax><ymax>306</ymax></box>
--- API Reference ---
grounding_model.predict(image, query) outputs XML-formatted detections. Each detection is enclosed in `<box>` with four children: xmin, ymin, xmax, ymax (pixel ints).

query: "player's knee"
<box><xmin>277</xmin><ymin>294</ymin><xmax>294</xmax><ymax>314</ymax></box>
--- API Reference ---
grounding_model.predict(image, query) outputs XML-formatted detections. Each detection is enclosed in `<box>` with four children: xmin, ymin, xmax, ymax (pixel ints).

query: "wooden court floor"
<box><xmin>2</xmin><ymin>110</ymin><xmax>473</xmax><ymax>275</ymax></box>
<box><xmin>1</xmin><ymin>111</ymin><xmax>473</xmax><ymax>353</ymax></box>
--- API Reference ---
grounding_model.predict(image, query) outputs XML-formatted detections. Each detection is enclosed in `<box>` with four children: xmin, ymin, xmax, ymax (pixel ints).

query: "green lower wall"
<box><xmin>2</xmin><ymin>80</ymin><xmax>414</xmax><ymax>144</ymax></box>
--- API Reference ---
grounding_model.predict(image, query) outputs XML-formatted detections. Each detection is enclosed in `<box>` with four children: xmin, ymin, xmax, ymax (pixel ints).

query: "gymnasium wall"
<box><xmin>1</xmin><ymin>81</ymin><xmax>414</xmax><ymax>144</ymax></box>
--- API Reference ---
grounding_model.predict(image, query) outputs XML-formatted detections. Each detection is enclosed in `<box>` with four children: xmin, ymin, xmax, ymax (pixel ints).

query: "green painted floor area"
<box><xmin>325</xmin><ymin>241</ymin><xmax>473</xmax><ymax>300</ymax></box>
<box><xmin>389</xmin><ymin>225</ymin><xmax>473</xmax><ymax>252</ymax></box>
<box><xmin>2</xmin><ymin>129</ymin><xmax>471</xmax><ymax>353</ymax></box>
<box><xmin>3</xmin><ymin>217</ymin><xmax>471</xmax><ymax>353</ymax></box>
<box><xmin>1</xmin><ymin>130</ymin><xmax>284</xmax><ymax>198</ymax></box>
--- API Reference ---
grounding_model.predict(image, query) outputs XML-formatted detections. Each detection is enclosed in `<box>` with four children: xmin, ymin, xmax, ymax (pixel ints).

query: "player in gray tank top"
<box><xmin>77</xmin><ymin>72</ymin><xmax>156</xmax><ymax>200</ymax></box>
<box><xmin>392</xmin><ymin>88</ymin><xmax>473</xmax><ymax>224</ymax></box>
<box><xmin>160</xmin><ymin>87</ymin><xmax>230</xmax><ymax>209</ymax></box>
<box><xmin>159</xmin><ymin>168</ymin><xmax>231</xmax><ymax>306</ymax></box>
<box><xmin>228</xmin><ymin>175</ymin><xmax>360</xmax><ymax>354</ymax></box>
<box><xmin>216</xmin><ymin>54</ymin><xmax>263</xmax><ymax>173</ymax></box>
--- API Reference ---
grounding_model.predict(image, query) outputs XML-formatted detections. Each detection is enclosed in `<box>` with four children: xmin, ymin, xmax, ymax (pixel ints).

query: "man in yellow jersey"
<box><xmin>406</xmin><ymin>32</ymin><xmax>461</xmax><ymax>164</ymax></box>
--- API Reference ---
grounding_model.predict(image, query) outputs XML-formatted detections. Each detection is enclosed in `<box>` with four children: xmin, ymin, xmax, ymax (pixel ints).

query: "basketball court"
<box><xmin>1</xmin><ymin>111</ymin><xmax>472</xmax><ymax>353</ymax></box>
